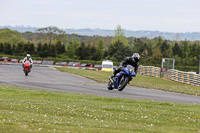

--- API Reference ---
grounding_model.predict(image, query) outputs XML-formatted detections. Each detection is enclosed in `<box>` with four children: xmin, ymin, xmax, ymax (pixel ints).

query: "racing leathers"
<box><xmin>113</xmin><ymin>56</ymin><xmax>139</xmax><ymax>77</ymax></box>
<box><xmin>22</xmin><ymin>57</ymin><xmax>33</xmax><ymax>69</ymax></box>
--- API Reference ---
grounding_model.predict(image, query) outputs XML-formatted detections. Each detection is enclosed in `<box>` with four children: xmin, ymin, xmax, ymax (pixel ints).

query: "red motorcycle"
<box><xmin>24</xmin><ymin>61</ymin><xmax>31</xmax><ymax>76</ymax></box>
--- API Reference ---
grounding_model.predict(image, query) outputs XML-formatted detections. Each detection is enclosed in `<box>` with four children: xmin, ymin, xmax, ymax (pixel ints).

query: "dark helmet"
<box><xmin>132</xmin><ymin>53</ymin><xmax>140</xmax><ymax>62</ymax></box>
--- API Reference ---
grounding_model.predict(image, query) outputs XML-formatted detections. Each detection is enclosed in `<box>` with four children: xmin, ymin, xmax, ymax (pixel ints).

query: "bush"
<box><xmin>175</xmin><ymin>66</ymin><xmax>199</xmax><ymax>73</ymax></box>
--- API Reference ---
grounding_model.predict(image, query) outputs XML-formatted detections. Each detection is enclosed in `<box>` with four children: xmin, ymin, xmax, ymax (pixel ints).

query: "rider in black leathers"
<box><xmin>110</xmin><ymin>53</ymin><xmax>140</xmax><ymax>80</ymax></box>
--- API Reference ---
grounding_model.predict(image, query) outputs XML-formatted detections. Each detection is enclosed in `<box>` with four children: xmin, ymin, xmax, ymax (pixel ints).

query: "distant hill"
<box><xmin>1</xmin><ymin>25</ymin><xmax>200</xmax><ymax>41</ymax></box>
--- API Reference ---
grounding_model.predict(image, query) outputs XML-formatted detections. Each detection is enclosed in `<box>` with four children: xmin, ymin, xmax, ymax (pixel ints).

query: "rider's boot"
<box><xmin>109</xmin><ymin>74</ymin><xmax>115</xmax><ymax>83</ymax></box>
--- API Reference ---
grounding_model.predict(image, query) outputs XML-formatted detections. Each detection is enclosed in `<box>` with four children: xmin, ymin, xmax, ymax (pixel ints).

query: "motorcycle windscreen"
<box><xmin>122</xmin><ymin>67</ymin><xmax>131</xmax><ymax>75</ymax></box>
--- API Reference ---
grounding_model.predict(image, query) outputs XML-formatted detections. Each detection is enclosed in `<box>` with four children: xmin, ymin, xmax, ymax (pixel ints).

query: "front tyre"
<box><xmin>118</xmin><ymin>77</ymin><xmax>129</xmax><ymax>91</ymax></box>
<box><xmin>25</xmin><ymin>69</ymin><xmax>28</xmax><ymax>76</ymax></box>
<box><xmin>107</xmin><ymin>81</ymin><xmax>113</xmax><ymax>90</ymax></box>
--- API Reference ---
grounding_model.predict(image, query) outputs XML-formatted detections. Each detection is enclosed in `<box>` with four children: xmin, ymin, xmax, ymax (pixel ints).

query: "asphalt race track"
<box><xmin>0</xmin><ymin>65</ymin><xmax>200</xmax><ymax>104</ymax></box>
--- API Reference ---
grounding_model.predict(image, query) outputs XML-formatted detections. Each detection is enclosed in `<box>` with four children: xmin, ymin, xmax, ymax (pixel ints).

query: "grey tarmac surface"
<box><xmin>0</xmin><ymin>64</ymin><xmax>200</xmax><ymax>104</ymax></box>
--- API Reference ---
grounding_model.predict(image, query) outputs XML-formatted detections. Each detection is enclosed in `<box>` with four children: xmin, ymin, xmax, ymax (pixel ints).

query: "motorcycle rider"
<box><xmin>109</xmin><ymin>53</ymin><xmax>140</xmax><ymax>81</ymax></box>
<box><xmin>22</xmin><ymin>54</ymin><xmax>33</xmax><ymax>70</ymax></box>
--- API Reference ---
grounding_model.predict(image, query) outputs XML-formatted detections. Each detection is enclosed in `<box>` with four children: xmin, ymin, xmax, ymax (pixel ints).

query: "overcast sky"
<box><xmin>0</xmin><ymin>0</ymin><xmax>200</xmax><ymax>32</ymax></box>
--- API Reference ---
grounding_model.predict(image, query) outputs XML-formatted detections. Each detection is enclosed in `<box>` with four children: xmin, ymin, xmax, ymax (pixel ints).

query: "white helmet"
<box><xmin>132</xmin><ymin>53</ymin><xmax>140</xmax><ymax>62</ymax></box>
<box><xmin>27</xmin><ymin>54</ymin><xmax>30</xmax><ymax>59</ymax></box>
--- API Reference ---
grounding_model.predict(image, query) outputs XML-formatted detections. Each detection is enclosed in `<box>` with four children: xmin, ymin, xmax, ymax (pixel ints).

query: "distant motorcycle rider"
<box><xmin>22</xmin><ymin>54</ymin><xmax>33</xmax><ymax>69</ymax></box>
<box><xmin>110</xmin><ymin>53</ymin><xmax>140</xmax><ymax>80</ymax></box>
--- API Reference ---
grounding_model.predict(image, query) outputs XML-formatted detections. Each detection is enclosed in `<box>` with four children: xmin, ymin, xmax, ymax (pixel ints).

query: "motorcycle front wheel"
<box><xmin>118</xmin><ymin>77</ymin><xmax>129</xmax><ymax>91</ymax></box>
<box><xmin>25</xmin><ymin>69</ymin><xmax>28</xmax><ymax>76</ymax></box>
<box><xmin>107</xmin><ymin>81</ymin><xmax>113</xmax><ymax>90</ymax></box>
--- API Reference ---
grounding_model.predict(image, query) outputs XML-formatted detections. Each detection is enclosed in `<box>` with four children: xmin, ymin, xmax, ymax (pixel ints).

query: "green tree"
<box><xmin>0</xmin><ymin>42</ymin><xmax>4</xmax><ymax>52</ymax></box>
<box><xmin>76</xmin><ymin>42</ymin><xmax>86</xmax><ymax>60</ymax></box>
<box><xmin>95</xmin><ymin>39</ymin><xmax>105</xmax><ymax>60</ymax></box>
<box><xmin>66</xmin><ymin>39</ymin><xmax>79</xmax><ymax>58</ymax></box>
<box><xmin>15</xmin><ymin>42</ymin><xmax>24</xmax><ymax>56</ymax></box>
<box><xmin>155</xmin><ymin>36</ymin><xmax>164</xmax><ymax>48</ymax></box>
<box><xmin>55</xmin><ymin>41</ymin><xmax>65</xmax><ymax>55</ymax></box>
<box><xmin>150</xmin><ymin>47</ymin><xmax>162</xmax><ymax>65</ymax></box>
<box><xmin>141</xmin><ymin>43</ymin><xmax>150</xmax><ymax>64</ymax></box>
<box><xmin>12</xmin><ymin>44</ymin><xmax>16</xmax><ymax>54</ymax></box>
<box><xmin>36</xmin><ymin>26</ymin><xmax>67</xmax><ymax>44</ymax></box>
<box><xmin>108</xmin><ymin>40</ymin><xmax>132</xmax><ymax>61</ymax></box>
<box><xmin>37</xmin><ymin>43</ymin><xmax>43</xmax><ymax>57</ymax></box>
<box><xmin>4</xmin><ymin>43</ymin><xmax>12</xmax><ymax>55</ymax></box>
<box><xmin>182</xmin><ymin>40</ymin><xmax>189</xmax><ymax>58</ymax></box>
<box><xmin>133</xmin><ymin>38</ymin><xmax>147</xmax><ymax>53</ymax></box>
<box><xmin>75</xmin><ymin>42</ymin><xmax>93</xmax><ymax>60</ymax></box>
<box><xmin>91</xmin><ymin>45</ymin><xmax>97</xmax><ymax>60</ymax></box>
<box><xmin>49</xmin><ymin>44</ymin><xmax>56</xmax><ymax>57</ymax></box>
<box><xmin>85</xmin><ymin>44</ymin><xmax>92</xmax><ymax>60</ymax></box>
<box><xmin>104</xmin><ymin>50</ymin><xmax>109</xmax><ymax>59</ymax></box>
<box><xmin>23</xmin><ymin>42</ymin><xmax>35</xmax><ymax>55</ymax></box>
<box><xmin>42</xmin><ymin>43</ymin><xmax>49</xmax><ymax>57</ymax></box>
<box><xmin>0</xmin><ymin>28</ymin><xmax>24</xmax><ymax>45</ymax></box>
<box><xmin>160</xmin><ymin>40</ymin><xmax>171</xmax><ymax>57</ymax></box>
<box><xmin>111</xmin><ymin>25</ymin><xmax>128</xmax><ymax>46</ymax></box>
<box><xmin>29</xmin><ymin>43</ymin><xmax>36</xmax><ymax>55</ymax></box>
<box><xmin>172</xmin><ymin>43</ymin><xmax>182</xmax><ymax>57</ymax></box>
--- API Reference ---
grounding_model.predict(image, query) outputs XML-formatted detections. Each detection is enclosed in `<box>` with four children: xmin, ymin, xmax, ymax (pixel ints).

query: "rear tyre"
<box><xmin>118</xmin><ymin>77</ymin><xmax>129</xmax><ymax>91</ymax></box>
<box><xmin>107</xmin><ymin>81</ymin><xmax>113</xmax><ymax>90</ymax></box>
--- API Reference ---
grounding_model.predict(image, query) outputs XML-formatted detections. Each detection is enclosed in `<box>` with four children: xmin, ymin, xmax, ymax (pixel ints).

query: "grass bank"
<box><xmin>0</xmin><ymin>85</ymin><xmax>200</xmax><ymax>132</ymax></box>
<box><xmin>56</xmin><ymin>67</ymin><xmax>200</xmax><ymax>96</ymax></box>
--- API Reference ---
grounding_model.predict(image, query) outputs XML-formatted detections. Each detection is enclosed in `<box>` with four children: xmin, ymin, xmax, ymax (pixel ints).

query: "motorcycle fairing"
<box><xmin>114</xmin><ymin>67</ymin><xmax>136</xmax><ymax>89</ymax></box>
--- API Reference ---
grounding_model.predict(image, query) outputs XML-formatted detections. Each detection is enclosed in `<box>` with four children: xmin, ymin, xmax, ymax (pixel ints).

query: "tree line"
<box><xmin>0</xmin><ymin>26</ymin><xmax>200</xmax><ymax>67</ymax></box>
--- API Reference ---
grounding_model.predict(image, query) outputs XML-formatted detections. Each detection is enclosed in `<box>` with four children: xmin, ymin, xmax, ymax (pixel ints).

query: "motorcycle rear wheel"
<box><xmin>118</xmin><ymin>77</ymin><xmax>129</xmax><ymax>91</ymax></box>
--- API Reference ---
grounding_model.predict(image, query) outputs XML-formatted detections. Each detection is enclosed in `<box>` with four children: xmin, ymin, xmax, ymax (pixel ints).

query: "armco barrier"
<box><xmin>138</xmin><ymin>66</ymin><xmax>161</xmax><ymax>77</ymax></box>
<box><xmin>55</xmin><ymin>62</ymin><xmax>68</xmax><ymax>66</ymax></box>
<box><xmin>42</xmin><ymin>60</ymin><xmax>54</xmax><ymax>65</ymax></box>
<box><xmin>33</xmin><ymin>60</ymin><xmax>42</xmax><ymax>64</ymax></box>
<box><xmin>170</xmin><ymin>69</ymin><xmax>200</xmax><ymax>86</ymax></box>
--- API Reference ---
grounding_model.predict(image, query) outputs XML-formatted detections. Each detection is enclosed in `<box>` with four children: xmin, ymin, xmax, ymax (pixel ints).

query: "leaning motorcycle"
<box><xmin>24</xmin><ymin>61</ymin><xmax>31</xmax><ymax>76</ymax></box>
<box><xmin>107</xmin><ymin>67</ymin><xmax>136</xmax><ymax>91</ymax></box>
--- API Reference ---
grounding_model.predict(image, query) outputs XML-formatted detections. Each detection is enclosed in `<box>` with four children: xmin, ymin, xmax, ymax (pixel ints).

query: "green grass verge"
<box><xmin>0</xmin><ymin>85</ymin><xmax>200</xmax><ymax>132</ymax></box>
<box><xmin>55</xmin><ymin>67</ymin><xmax>200</xmax><ymax>96</ymax></box>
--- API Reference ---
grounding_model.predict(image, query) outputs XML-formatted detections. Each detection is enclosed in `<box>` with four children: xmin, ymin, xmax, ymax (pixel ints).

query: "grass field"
<box><xmin>0</xmin><ymin>85</ymin><xmax>200</xmax><ymax>132</ymax></box>
<box><xmin>55</xmin><ymin>67</ymin><xmax>200</xmax><ymax>96</ymax></box>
